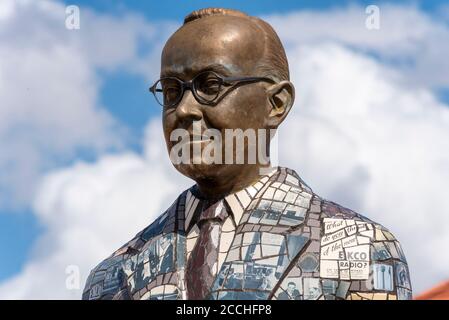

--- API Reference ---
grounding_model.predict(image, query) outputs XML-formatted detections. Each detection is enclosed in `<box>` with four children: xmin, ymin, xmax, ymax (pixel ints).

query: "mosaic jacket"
<box><xmin>82</xmin><ymin>167</ymin><xmax>412</xmax><ymax>300</ymax></box>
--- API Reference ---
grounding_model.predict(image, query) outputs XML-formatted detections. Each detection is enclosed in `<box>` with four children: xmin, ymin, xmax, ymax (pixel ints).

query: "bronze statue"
<box><xmin>83</xmin><ymin>8</ymin><xmax>412</xmax><ymax>300</ymax></box>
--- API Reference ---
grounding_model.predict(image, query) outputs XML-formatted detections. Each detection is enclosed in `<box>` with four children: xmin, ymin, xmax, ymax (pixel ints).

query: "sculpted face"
<box><xmin>160</xmin><ymin>15</ymin><xmax>293</xmax><ymax>196</ymax></box>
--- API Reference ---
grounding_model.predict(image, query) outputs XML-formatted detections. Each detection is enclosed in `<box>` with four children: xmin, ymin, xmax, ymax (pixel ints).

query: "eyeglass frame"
<box><xmin>149</xmin><ymin>70</ymin><xmax>276</xmax><ymax>108</ymax></box>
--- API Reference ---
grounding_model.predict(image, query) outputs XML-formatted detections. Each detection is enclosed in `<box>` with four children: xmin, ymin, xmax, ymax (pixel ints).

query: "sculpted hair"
<box><xmin>183</xmin><ymin>8</ymin><xmax>290</xmax><ymax>81</ymax></box>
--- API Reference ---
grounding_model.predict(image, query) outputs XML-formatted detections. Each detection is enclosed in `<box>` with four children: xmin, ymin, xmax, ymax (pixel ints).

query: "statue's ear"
<box><xmin>265</xmin><ymin>80</ymin><xmax>295</xmax><ymax>128</ymax></box>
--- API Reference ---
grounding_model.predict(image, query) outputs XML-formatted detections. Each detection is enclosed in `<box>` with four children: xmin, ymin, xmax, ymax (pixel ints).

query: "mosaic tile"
<box><xmin>335</xmin><ymin>281</ymin><xmax>350</xmax><ymax>299</ymax></box>
<box><xmin>224</xmin><ymin>194</ymin><xmax>244</xmax><ymax>225</ymax></box>
<box><xmin>397</xmin><ymin>287</ymin><xmax>412</xmax><ymax>300</ymax></box>
<box><xmin>298</xmin><ymin>252</ymin><xmax>319</xmax><ymax>272</ymax></box>
<box><xmin>395</xmin><ymin>261</ymin><xmax>411</xmax><ymax>289</ymax></box>
<box><xmin>303</xmin><ymin>278</ymin><xmax>322</xmax><ymax>300</ymax></box>
<box><xmin>278</xmin><ymin>277</ymin><xmax>302</xmax><ymax>300</ymax></box>
<box><xmin>220</xmin><ymin>231</ymin><xmax>235</xmax><ymax>253</ymax></box>
<box><xmin>236</xmin><ymin>189</ymin><xmax>251</xmax><ymax>208</ymax></box>
<box><xmin>373</xmin><ymin>263</ymin><xmax>394</xmax><ymax>291</ymax></box>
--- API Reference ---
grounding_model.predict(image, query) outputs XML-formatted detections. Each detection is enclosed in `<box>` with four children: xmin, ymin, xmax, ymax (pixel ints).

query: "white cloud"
<box><xmin>0</xmin><ymin>0</ymin><xmax>173</xmax><ymax>210</ymax></box>
<box><xmin>1</xmin><ymin>3</ymin><xmax>448</xmax><ymax>299</ymax></box>
<box><xmin>280</xmin><ymin>43</ymin><xmax>449</xmax><ymax>293</ymax></box>
<box><xmin>265</xmin><ymin>5</ymin><xmax>449</xmax><ymax>292</ymax></box>
<box><xmin>267</xmin><ymin>4</ymin><xmax>449</xmax><ymax>89</ymax></box>
<box><xmin>0</xmin><ymin>118</ymin><xmax>191</xmax><ymax>299</ymax></box>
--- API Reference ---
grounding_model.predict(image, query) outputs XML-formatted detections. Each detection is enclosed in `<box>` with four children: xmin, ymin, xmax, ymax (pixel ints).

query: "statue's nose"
<box><xmin>175</xmin><ymin>90</ymin><xmax>203</xmax><ymax>124</ymax></box>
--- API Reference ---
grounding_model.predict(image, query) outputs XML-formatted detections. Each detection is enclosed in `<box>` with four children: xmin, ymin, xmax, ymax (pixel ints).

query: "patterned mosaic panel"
<box><xmin>82</xmin><ymin>167</ymin><xmax>412</xmax><ymax>300</ymax></box>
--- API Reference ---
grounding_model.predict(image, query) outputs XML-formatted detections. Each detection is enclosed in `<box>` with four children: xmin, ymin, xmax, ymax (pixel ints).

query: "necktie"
<box><xmin>185</xmin><ymin>199</ymin><xmax>229</xmax><ymax>300</ymax></box>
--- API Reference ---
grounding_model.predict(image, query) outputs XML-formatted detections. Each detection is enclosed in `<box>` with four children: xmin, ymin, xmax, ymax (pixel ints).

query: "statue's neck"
<box><xmin>195</xmin><ymin>163</ymin><xmax>271</xmax><ymax>200</ymax></box>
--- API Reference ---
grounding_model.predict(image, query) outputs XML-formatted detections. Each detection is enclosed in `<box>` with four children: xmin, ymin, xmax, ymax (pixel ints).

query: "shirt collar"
<box><xmin>184</xmin><ymin>166</ymin><xmax>279</xmax><ymax>232</ymax></box>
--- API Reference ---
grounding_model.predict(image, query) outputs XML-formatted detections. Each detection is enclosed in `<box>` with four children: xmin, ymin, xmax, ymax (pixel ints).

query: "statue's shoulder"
<box><xmin>267</xmin><ymin>168</ymin><xmax>412</xmax><ymax>300</ymax></box>
<box><xmin>317</xmin><ymin>198</ymin><xmax>402</xmax><ymax>243</ymax></box>
<box><xmin>81</xmin><ymin>249</ymin><xmax>130</xmax><ymax>300</ymax></box>
<box><xmin>311</xmin><ymin>198</ymin><xmax>412</xmax><ymax>299</ymax></box>
<box><xmin>82</xmin><ymin>191</ymin><xmax>188</xmax><ymax>300</ymax></box>
<box><xmin>277</xmin><ymin>193</ymin><xmax>412</xmax><ymax>300</ymax></box>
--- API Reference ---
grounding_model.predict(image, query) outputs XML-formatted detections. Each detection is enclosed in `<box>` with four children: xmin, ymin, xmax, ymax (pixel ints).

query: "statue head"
<box><xmin>152</xmin><ymin>8</ymin><xmax>294</xmax><ymax>197</ymax></box>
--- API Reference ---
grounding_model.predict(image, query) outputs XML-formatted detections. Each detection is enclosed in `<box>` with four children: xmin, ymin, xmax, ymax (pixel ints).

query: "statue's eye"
<box><xmin>161</xmin><ymin>79</ymin><xmax>181</xmax><ymax>104</ymax></box>
<box><xmin>194</xmin><ymin>72</ymin><xmax>223</xmax><ymax>98</ymax></box>
<box><xmin>164</xmin><ymin>87</ymin><xmax>179</xmax><ymax>98</ymax></box>
<box><xmin>201</xmin><ymin>78</ymin><xmax>221</xmax><ymax>94</ymax></box>
<box><xmin>163</xmin><ymin>86</ymin><xmax>180</xmax><ymax>101</ymax></box>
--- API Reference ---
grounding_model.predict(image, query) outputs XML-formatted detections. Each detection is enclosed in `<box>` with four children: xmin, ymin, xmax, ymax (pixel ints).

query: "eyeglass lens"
<box><xmin>153</xmin><ymin>71</ymin><xmax>224</xmax><ymax>107</ymax></box>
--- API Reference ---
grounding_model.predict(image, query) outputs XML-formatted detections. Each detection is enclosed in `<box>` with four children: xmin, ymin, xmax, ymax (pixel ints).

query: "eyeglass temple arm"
<box><xmin>222</xmin><ymin>76</ymin><xmax>275</xmax><ymax>84</ymax></box>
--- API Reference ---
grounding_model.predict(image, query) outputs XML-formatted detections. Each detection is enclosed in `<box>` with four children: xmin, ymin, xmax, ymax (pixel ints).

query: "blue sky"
<box><xmin>1</xmin><ymin>0</ymin><xmax>449</xmax><ymax>298</ymax></box>
<box><xmin>61</xmin><ymin>0</ymin><xmax>448</xmax><ymax>20</ymax></box>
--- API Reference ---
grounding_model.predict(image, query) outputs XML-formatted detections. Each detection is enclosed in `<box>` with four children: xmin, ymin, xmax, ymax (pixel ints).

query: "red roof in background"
<box><xmin>415</xmin><ymin>280</ymin><xmax>449</xmax><ymax>300</ymax></box>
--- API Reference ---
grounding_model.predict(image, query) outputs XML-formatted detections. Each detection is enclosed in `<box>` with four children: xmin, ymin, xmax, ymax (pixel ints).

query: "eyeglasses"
<box><xmin>149</xmin><ymin>70</ymin><xmax>275</xmax><ymax>108</ymax></box>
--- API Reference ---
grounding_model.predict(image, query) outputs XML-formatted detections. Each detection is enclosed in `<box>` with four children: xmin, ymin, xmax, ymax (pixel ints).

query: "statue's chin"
<box><xmin>173</xmin><ymin>162</ymin><xmax>225</xmax><ymax>183</ymax></box>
